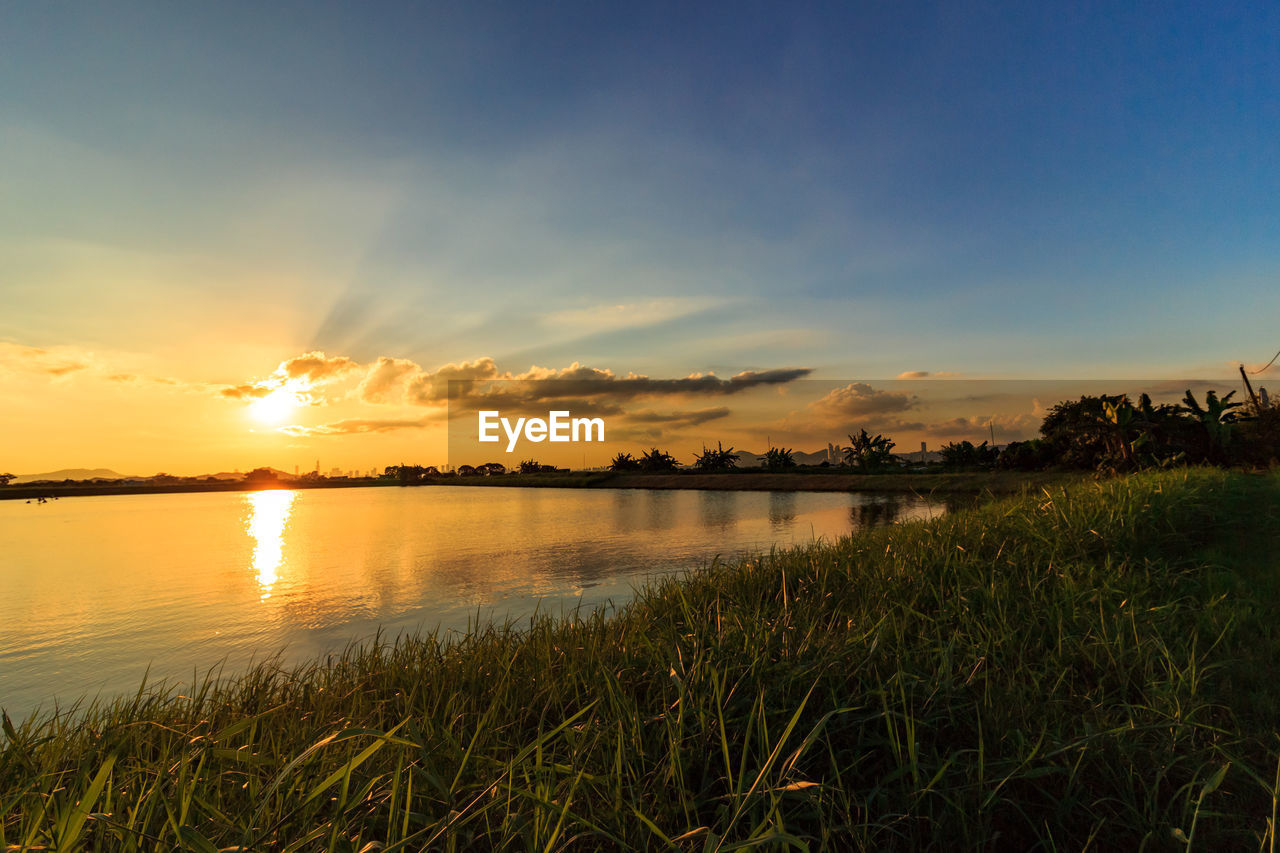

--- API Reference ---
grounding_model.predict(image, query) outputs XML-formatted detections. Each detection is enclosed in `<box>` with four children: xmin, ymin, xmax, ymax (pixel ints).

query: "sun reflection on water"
<box><xmin>245</xmin><ymin>490</ymin><xmax>297</xmax><ymax>599</ymax></box>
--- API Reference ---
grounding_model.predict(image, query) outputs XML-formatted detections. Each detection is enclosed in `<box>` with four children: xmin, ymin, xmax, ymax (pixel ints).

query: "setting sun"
<box><xmin>249</xmin><ymin>389</ymin><xmax>299</xmax><ymax>424</ymax></box>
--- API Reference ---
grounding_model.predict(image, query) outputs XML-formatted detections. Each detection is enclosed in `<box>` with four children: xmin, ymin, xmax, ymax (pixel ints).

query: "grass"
<box><xmin>3</xmin><ymin>468</ymin><xmax>1279</xmax><ymax>850</ymax></box>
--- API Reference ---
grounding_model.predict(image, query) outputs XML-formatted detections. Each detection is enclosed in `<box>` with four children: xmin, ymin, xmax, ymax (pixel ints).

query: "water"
<box><xmin>0</xmin><ymin>485</ymin><xmax>950</xmax><ymax>719</ymax></box>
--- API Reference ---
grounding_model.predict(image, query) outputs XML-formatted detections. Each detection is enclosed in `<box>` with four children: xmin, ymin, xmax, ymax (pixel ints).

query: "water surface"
<box><xmin>0</xmin><ymin>485</ymin><xmax>948</xmax><ymax>719</ymax></box>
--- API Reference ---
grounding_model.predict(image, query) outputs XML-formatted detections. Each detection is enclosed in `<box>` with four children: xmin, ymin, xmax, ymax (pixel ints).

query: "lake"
<box><xmin>0</xmin><ymin>485</ymin><xmax>951</xmax><ymax>720</ymax></box>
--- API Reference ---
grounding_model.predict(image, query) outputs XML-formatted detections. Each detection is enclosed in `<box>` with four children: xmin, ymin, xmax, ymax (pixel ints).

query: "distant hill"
<box><xmin>13</xmin><ymin>468</ymin><xmax>137</xmax><ymax>484</ymax></box>
<box><xmin>12</xmin><ymin>466</ymin><xmax>300</xmax><ymax>484</ymax></box>
<box><xmin>201</xmin><ymin>468</ymin><xmax>297</xmax><ymax>481</ymax></box>
<box><xmin>737</xmin><ymin>449</ymin><xmax>837</xmax><ymax>467</ymax></box>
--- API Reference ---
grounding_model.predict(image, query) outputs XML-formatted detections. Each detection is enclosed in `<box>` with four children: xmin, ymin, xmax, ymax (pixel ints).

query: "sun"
<box><xmin>250</xmin><ymin>389</ymin><xmax>299</xmax><ymax>424</ymax></box>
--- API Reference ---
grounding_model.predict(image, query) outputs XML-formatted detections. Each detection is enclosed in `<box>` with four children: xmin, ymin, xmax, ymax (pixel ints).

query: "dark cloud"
<box><xmin>897</xmin><ymin>371</ymin><xmax>963</xmax><ymax>379</ymax></box>
<box><xmin>442</xmin><ymin>365</ymin><xmax>812</xmax><ymax>407</ymax></box>
<box><xmin>626</xmin><ymin>407</ymin><xmax>731</xmax><ymax>427</ymax></box>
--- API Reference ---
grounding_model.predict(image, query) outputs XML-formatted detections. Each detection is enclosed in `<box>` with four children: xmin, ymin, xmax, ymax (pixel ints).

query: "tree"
<box><xmin>843</xmin><ymin>429</ymin><xmax>895</xmax><ymax>471</ymax></box>
<box><xmin>518</xmin><ymin>459</ymin><xmax>542</xmax><ymax>474</ymax></box>
<box><xmin>693</xmin><ymin>441</ymin><xmax>740</xmax><ymax>472</ymax></box>
<box><xmin>609</xmin><ymin>452</ymin><xmax>640</xmax><ymax>471</ymax></box>
<box><xmin>1039</xmin><ymin>395</ymin><xmax>1127</xmax><ymax>469</ymax></box>
<box><xmin>997</xmin><ymin>439</ymin><xmax>1055</xmax><ymax>471</ymax></box>
<box><xmin>0</xmin><ymin>473</ymin><xmax>14</xmax><ymax>486</ymax></box>
<box><xmin>760</xmin><ymin>447</ymin><xmax>796</xmax><ymax>471</ymax></box>
<box><xmin>638</xmin><ymin>448</ymin><xmax>680</xmax><ymax>472</ymax></box>
<box><xmin>393</xmin><ymin>464</ymin><xmax>430</xmax><ymax>485</ymax></box>
<box><xmin>1183</xmin><ymin>389</ymin><xmax>1243</xmax><ymax>464</ymax></box>
<box><xmin>939</xmin><ymin>440</ymin><xmax>999</xmax><ymax>470</ymax></box>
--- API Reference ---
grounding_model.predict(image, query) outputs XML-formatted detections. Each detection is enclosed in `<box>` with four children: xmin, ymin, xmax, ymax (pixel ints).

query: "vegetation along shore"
<box><xmin>3</xmin><ymin>467</ymin><xmax>1278</xmax><ymax>849</ymax></box>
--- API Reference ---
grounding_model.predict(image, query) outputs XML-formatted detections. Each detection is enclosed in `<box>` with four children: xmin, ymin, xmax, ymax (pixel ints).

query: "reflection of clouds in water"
<box><xmin>244</xmin><ymin>490</ymin><xmax>297</xmax><ymax>599</ymax></box>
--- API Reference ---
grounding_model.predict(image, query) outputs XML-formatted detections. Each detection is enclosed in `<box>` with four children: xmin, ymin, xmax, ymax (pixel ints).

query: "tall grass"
<box><xmin>3</xmin><ymin>468</ymin><xmax>1279</xmax><ymax>850</ymax></box>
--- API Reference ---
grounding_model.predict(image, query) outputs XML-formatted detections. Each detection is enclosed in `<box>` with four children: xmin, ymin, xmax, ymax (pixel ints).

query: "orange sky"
<box><xmin>2</xmin><ymin>341</ymin><xmax>1257</xmax><ymax>476</ymax></box>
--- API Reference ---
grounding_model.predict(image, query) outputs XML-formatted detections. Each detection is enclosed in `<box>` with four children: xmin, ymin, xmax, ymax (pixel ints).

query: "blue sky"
<box><xmin>2</xmin><ymin>1</ymin><xmax>1278</xmax><ymax>470</ymax></box>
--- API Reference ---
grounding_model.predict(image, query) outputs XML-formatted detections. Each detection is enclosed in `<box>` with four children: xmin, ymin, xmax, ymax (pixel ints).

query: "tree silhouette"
<box><xmin>1183</xmin><ymin>389</ymin><xmax>1243</xmax><ymax>464</ymax></box>
<box><xmin>638</xmin><ymin>448</ymin><xmax>680</xmax><ymax>472</ymax></box>
<box><xmin>693</xmin><ymin>441</ymin><xmax>740</xmax><ymax>472</ymax></box>
<box><xmin>609</xmin><ymin>452</ymin><xmax>640</xmax><ymax>471</ymax></box>
<box><xmin>760</xmin><ymin>447</ymin><xmax>796</xmax><ymax>471</ymax></box>
<box><xmin>843</xmin><ymin>430</ymin><xmax>895</xmax><ymax>471</ymax></box>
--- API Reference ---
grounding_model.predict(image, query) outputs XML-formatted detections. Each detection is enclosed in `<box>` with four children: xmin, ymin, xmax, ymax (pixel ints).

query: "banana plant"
<box><xmin>1182</xmin><ymin>389</ymin><xmax>1242</xmax><ymax>463</ymax></box>
<box><xmin>844</xmin><ymin>429</ymin><xmax>896</xmax><ymax>471</ymax></box>
<box><xmin>1097</xmin><ymin>398</ymin><xmax>1149</xmax><ymax>469</ymax></box>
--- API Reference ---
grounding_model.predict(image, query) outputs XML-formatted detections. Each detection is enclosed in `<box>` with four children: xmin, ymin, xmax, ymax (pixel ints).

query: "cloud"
<box><xmin>357</xmin><ymin>356</ymin><xmax>421</xmax><ymax>403</ymax></box>
<box><xmin>219</xmin><ymin>350</ymin><xmax>358</xmax><ymax>403</ymax></box>
<box><xmin>810</xmin><ymin>382</ymin><xmax>916</xmax><ymax>418</ymax></box>
<box><xmin>347</xmin><ymin>355</ymin><xmax>812</xmax><ymax>408</ymax></box>
<box><xmin>920</xmin><ymin>413</ymin><xmax>1040</xmax><ymax>442</ymax></box>
<box><xmin>224</xmin><ymin>351</ymin><xmax>811</xmax><ymax>433</ymax></box>
<box><xmin>277</xmin><ymin>416</ymin><xmax>434</xmax><ymax>437</ymax></box>
<box><xmin>278</xmin><ymin>352</ymin><xmax>359</xmax><ymax>383</ymax></box>
<box><xmin>626</xmin><ymin>406</ymin><xmax>732</xmax><ymax>427</ymax></box>
<box><xmin>896</xmin><ymin>370</ymin><xmax>964</xmax><ymax>379</ymax></box>
<box><xmin>405</xmin><ymin>357</ymin><xmax>502</xmax><ymax>404</ymax></box>
<box><xmin>0</xmin><ymin>342</ymin><xmax>91</xmax><ymax>378</ymax></box>
<box><xmin>220</xmin><ymin>383</ymin><xmax>275</xmax><ymax>400</ymax></box>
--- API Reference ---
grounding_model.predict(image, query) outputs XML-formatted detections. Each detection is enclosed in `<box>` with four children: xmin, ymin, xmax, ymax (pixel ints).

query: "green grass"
<box><xmin>3</xmin><ymin>468</ymin><xmax>1280</xmax><ymax>850</ymax></box>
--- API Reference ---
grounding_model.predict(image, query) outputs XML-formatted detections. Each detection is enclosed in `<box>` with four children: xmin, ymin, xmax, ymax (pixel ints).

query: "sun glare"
<box><xmin>250</xmin><ymin>389</ymin><xmax>299</xmax><ymax>424</ymax></box>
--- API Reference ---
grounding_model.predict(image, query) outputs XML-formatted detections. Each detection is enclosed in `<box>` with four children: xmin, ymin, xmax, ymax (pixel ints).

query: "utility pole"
<box><xmin>1240</xmin><ymin>363</ymin><xmax>1262</xmax><ymax>411</ymax></box>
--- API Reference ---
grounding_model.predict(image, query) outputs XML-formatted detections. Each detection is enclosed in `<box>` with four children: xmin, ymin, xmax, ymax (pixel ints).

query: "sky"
<box><xmin>2</xmin><ymin>1</ymin><xmax>1278</xmax><ymax>474</ymax></box>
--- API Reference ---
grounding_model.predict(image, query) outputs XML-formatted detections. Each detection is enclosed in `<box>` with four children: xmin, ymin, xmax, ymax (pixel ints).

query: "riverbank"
<box><xmin>0</xmin><ymin>469</ymin><xmax>1080</xmax><ymax>501</ymax></box>
<box><xmin>421</xmin><ymin>469</ymin><xmax>1085</xmax><ymax>494</ymax></box>
<box><xmin>0</xmin><ymin>477</ymin><xmax>394</xmax><ymax>501</ymax></box>
<box><xmin>4</xmin><ymin>468</ymin><xmax>1277</xmax><ymax>849</ymax></box>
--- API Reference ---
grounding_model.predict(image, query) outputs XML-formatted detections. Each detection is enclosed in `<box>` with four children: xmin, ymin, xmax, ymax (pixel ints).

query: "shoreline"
<box><xmin>3</xmin><ymin>469</ymin><xmax>1274</xmax><ymax>846</ymax></box>
<box><xmin>0</xmin><ymin>470</ymin><xmax>1084</xmax><ymax>501</ymax></box>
